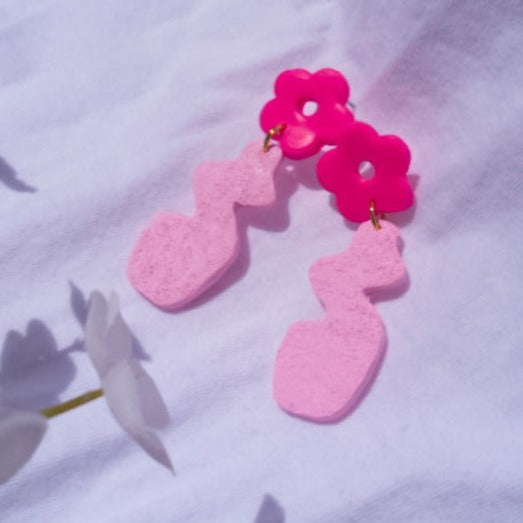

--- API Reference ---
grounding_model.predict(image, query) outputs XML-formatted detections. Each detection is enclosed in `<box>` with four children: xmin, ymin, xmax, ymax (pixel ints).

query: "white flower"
<box><xmin>0</xmin><ymin>290</ymin><xmax>173</xmax><ymax>485</ymax></box>
<box><xmin>85</xmin><ymin>291</ymin><xmax>173</xmax><ymax>471</ymax></box>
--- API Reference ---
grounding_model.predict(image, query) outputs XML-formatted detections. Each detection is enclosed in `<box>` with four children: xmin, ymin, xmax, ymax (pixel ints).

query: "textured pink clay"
<box><xmin>273</xmin><ymin>221</ymin><xmax>408</xmax><ymax>422</ymax></box>
<box><xmin>128</xmin><ymin>142</ymin><xmax>282</xmax><ymax>309</ymax></box>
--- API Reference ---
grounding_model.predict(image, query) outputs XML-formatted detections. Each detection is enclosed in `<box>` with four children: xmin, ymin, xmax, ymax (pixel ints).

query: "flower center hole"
<box><xmin>303</xmin><ymin>101</ymin><xmax>318</xmax><ymax>116</ymax></box>
<box><xmin>358</xmin><ymin>161</ymin><xmax>375</xmax><ymax>180</ymax></box>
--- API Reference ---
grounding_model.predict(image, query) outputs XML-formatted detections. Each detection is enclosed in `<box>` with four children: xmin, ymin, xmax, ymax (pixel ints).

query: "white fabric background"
<box><xmin>1</xmin><ymin>1</ymin><xmax>522</xmax><ymax>521</ymax></box>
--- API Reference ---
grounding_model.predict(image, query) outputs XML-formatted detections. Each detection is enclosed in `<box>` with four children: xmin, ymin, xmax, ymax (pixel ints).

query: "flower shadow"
<box><xmin>0</xmin><ymin>320</ymin><xmax>78</xmax><ymax>412</ymax></box>
<box><xmin>254</xmin><ymin>494</ymin><xmax>285</xmax><ymax>523</ymax></box>
<box><xmin>343</xmin><ymin>479</ymin><xmax>523</xmax><ymax>522</ymax></box>
<box><xmin>0</xmin><ymin>156</ymin><xmax>36</xmax><ymax>193</ymax></box>
<box><xmin>0</xmin><ymin>279</ymin><xmax>152</xmax><ymax>414</ymax></box>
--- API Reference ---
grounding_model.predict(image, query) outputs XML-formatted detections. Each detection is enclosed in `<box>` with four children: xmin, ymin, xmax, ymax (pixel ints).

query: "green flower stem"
<box><xmin>41</xmin><ymin>389</ymin><xmax>104</xmax><ymax>419</ymax></box>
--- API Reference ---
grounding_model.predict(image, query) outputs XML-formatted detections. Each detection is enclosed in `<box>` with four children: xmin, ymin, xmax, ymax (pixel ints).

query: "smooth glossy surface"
<box><xmin>318</xmin><ymin>122</ymin><xmax>413</xmax><ymax>222</ymax></box>
<box><xmin>260</xmin><ymin>68</ymin><xmax>354</xmax><ymax>159</ymax></box>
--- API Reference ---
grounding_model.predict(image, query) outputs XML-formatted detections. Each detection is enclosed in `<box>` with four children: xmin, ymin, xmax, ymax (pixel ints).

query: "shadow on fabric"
<box><xmin>0</xmin><ymin>156</ymin><xmax>37</xmax><ymax>193</ymax></box>
<box><xmin>0</xmin><ymin>282</ymin><xmax>151</xmax><ymax>413</ymax></box>
<box><xmin>254</xmin><ymin>494</ymin><xmax>285</xmax><ymax>523</ymax></box>
<box><xmin>340</xmin><ymin>479</ymin><xmax>523</xmax><ymax>522</ymax></box>
<box><xmin>0</xmin><ymin>319</ymin><xmax>78</xmax><ymax>411</ymax></box>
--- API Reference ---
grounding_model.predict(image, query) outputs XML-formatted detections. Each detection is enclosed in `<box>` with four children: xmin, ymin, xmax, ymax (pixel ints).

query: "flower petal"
<box><xmin>274</xmin><ymin>68</ymin><xmax>310</xmax><ymax>98</ymax></box>
<box><xmin>107</xmin><ymin>291</ymin><xmax>120</xmax><ymax>326</ymax></box>
<box><xmin>310</xmin><ymin>68</ymin><xmax>350</xmax><ymax>103</ymax></box>
<box><xmin>132</xmin><ymin>427</ymin><xmax>174</xmax><ymax>472</ymax></box>
<box><xmin>104</xmin><ymin>313</ymin><xmax>134</xmax><ymax>368</ymax></box>
<box><xmin>85</xmin><ymin>291</ymin><xmax>133</xmax><ymax>376</ymax></box>
<box><xmin>84</xmin><ymin>290</ymin><xmax>173</xmax><ymax>470</ymax></box>
<box><xmin>373</xmin><ymin>135</ymin><xmax>411</xmax><ymax>175</ymax></box>
<box><xmin>85</xmin><ymin>290</ymin><xmax>108</xmax><ymax>337</ymax></box>
<box><xmin>101</xmin><ymin>359</ymin><xmax>172</xmax><ymax>470</ymax></box>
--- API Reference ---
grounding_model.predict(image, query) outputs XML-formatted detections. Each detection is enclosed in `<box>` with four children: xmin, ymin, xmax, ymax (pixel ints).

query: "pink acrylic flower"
<box><xmin>260</xmin><ymin>68</ymin><xmax>354</xmax><ymax>160</ymax></box>
<box><xmin>318</xmin><ymin>122</ymin><xmax>413</xmax><ymax>222</ymax></box>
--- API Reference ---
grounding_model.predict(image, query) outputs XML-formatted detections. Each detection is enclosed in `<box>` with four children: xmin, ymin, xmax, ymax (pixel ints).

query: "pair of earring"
<box><xmin>128</xmin><ymin>68</ymin><xmax>414</xmax><ymax>423</ymax></box>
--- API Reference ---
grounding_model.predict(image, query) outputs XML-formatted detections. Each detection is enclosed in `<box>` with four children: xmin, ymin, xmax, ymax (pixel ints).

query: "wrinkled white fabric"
<box><xmin>1</xmin><ymin>1</ymin><xmax>522</xmax><ymax>521</ymax></box>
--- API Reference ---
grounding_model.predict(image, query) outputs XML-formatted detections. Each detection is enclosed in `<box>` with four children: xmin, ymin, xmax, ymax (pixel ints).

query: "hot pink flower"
<box><xmin>318</xmin><ymin>122</ymin><xmax>413</xmax><ymax>222</ymax></box>
<box><xmin>260</xmin><ymin>68</ymin><xmax>354</xmax><ymax>160</ymax></box>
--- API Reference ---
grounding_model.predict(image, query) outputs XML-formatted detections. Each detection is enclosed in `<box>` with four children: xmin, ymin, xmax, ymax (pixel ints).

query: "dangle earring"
<box><xmin>128</xmin><ymin>68</ymin><xmax>355</xmax><ymax>309</ymax></box>
<box><xmin>272</xmin><ymin>120</ymin><xmax>414</xmax><ymax>423</ymax></box>
<box><xmin>128</xmin><ymin>142</ymin><xmax>282</xmax><ymax>309</ymax></box>
<box><xmin>127</xmin><ymin>67</ymin><xmax>415</xmax><ymax>425</ymax></box>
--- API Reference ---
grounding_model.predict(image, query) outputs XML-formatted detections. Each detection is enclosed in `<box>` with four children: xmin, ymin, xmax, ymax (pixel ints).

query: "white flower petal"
<box><xmin>104</xmin><ymin>313</ymin><xmax>133</xmax><ymax>368</ymax></box>
<box><xmin>0</xmin><ymin>407</ymin><xmax>47</xmax><ymax>484</ymax></box>
<box><xmin>107</xmin><ymin>291</ymin><xmax>120</xmax><ymax>326</ymax></box>
<box><xmin>84</xmin><ymin>290</ymin><xmax>173</xmax><ymax>470</ymax></box>
<box><xmin>85</xmin><ymin>290</ymin><xmax>108</xmax><ymax>336</ymax></box>
<box><xmin>134</xmin><ymin>363</ymin><xmax>170</xmax><ymax>430</ymax></box>
<box><xmin>85</xmin><ymin>291</ymin><xmax>109</xmax><ymax>373</ymax></box>
<box><xmin>101</xmin><ymin>359</ymin><xmax>172</xmax><ymax>470</ymax></box>
<box><xmin>86</xmin><ymin>291</ymin><xmax>132</xmax><ymax>376</ymax></box>
<box><xmin>132</xmin><ymin>427</ymin><xmax>174</xmax><ymax>472</ymax></box>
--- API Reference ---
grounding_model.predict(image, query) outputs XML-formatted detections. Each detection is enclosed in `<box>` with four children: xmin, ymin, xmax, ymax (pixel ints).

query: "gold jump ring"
<box><xmin>370</xmin><ymin>200</ymin><xmax>382</xmax><ymax>230</ymax></box>
<box><xmin>263</xmin><ymin>123</ymin><xmax>287</xmax><ymax>152</ymax></box>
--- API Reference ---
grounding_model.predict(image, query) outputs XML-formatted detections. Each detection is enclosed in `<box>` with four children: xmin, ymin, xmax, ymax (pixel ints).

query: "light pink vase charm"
<box><xmin>273</xmin><ymin>220</ymin><xmax>408</xmax><ymax>422</ymax></box>
<box><xmin>128</xmin><ymin>142</ymin><xmax>282</xmax><ymax>309</ymax></box>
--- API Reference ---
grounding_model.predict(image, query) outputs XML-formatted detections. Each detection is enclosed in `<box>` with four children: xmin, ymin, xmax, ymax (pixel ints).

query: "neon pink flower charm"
<box><xmin>318</xmin><ymin>122</ymin><xmax>413</xmax><ymax>222</ymax></box>
<box><xmin>260</xmin><ymin>68</ymin><xmax>354</xmax><ymax>160</ymax></box>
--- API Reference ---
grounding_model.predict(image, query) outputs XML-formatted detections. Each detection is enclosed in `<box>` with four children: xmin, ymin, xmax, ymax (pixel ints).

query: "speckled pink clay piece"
<box><xmin>273</xmin><ymin>221</ymin><xmax>407</xmax><ymax>422</ymax></box>
<box><xmin>128</xmin><ymin>142</ymin><xmax>282</xmax><ymax>309</ymax></box>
